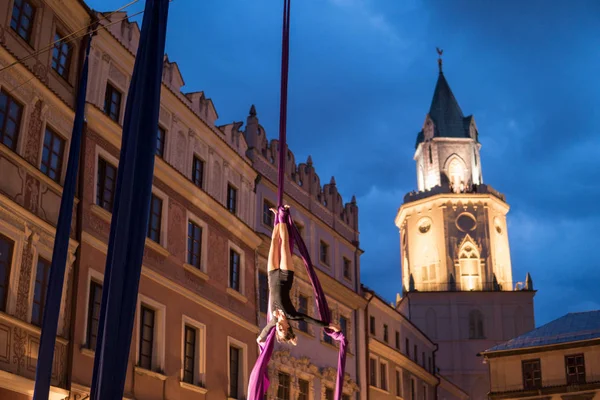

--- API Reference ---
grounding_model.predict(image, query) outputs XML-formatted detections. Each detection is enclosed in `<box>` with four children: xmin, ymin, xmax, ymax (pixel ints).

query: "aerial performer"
<box><xmin>247</xmin><ymin>1</ymin><xmax>348</xmax><ymax>399</ymax></box>
<box><xmin>257</xmin><ymin>208</ymin><xmax>341</xmax><ymax>346</ymax></box>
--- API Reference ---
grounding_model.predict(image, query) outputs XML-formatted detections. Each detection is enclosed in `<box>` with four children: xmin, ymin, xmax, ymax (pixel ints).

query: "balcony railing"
<box><xmin>490</xmin><ymin>376</ymin><xmax>600</xmax><ymax>399</ymax></box>
<box><xmin>407</xmin><ymin>281</ymin><xmax>532</xmax><ymax>293</ymax></box>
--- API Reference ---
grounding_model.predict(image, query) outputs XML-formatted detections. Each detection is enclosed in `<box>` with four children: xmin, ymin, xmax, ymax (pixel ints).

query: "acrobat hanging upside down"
<box><xmin>257</xmin><ymin>206</ymin><xmax>341</xmax><ymax>346</ymax></box>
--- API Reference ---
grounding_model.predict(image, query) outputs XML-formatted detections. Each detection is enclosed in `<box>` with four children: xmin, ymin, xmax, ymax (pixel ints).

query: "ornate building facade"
<box><xmin>395</xmin><ymin>67</ymin><xmax>537</xmax><ymax>399</ymax></box>
<box><xmin>0</xmin><ymin>0</ymin><xmax>94</xmax><ymax>398</ymax></box>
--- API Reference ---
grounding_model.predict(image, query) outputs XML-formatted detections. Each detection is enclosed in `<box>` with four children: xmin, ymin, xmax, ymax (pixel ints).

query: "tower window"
<box><xmin>468</xmin><ymin>310</ymin><xmax>485</xmax><ymax>339</ymax></box>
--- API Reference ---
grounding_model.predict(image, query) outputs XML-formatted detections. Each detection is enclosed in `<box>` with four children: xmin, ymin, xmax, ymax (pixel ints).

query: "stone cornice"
<box><xmin>396</xmin><ymin>192</ymin><xmax>510</xmax><ymax>227</ymax></box>
<box><xmin>369</xmin><ymin>338</ymin><xmax>438</xmax><ymax>386</ymax></box>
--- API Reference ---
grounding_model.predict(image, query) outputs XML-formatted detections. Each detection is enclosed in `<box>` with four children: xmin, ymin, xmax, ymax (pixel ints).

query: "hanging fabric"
<box><xmin>89</xmin><ymin>1</ymin><xmax>169</xmax><ymax>399</ymax></box>
<box><xmin>248</xmin><ymin>1</ymin><xmax>348</xmax><ymax>399</ymax></box>
<box><xmin>32</xmin><ymin>31</ymin><xmax>93</xmax><ymax>400</ymax></box>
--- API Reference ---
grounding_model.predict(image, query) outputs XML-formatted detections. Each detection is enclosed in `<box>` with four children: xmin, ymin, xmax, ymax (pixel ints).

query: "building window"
<box><xmin>414</xmin><ymin>345</ymin><xmax>417</xmax><ymax>362</ymax></box>
<box><xmin>343</xmin><ymin>257</ymin><xmax>351</xmax><ymax>280</ymax></box>
<box><xmin>369</xmin><ymin>358</ymin><xmax>377</xmax><ymax>386</ymax></box>
<box><xmin>469</xmin><ymin>309</ymin><xmax>485</xmax><ymax>339</ymax></box>
<box><xmin>406</xmin><ymin>338</ymin><xmax>410</xmax><ymax>357</ymax></box>
<box><xmin>319</xmin><ymin>241</ymin><xmax>329</xmax><ymax>265</ymax></box>
<box><xmin>229</xmin><ymin>249</ymin><xmax>241</xmax><ymax>292</ymax></box>
<box><xmin>395</xmin><ymin>331</ymin><xmax>400</xmax><ymax>349</ymax></box>
<box><xmin>383</xmin><ymin>324</ymin><xmax>389</xmax><ymax>342</ymax></box>
<box><xmin>422</xmin><ymin>385</ymin><xmax>427</xmax><ymax>400</ymax></box>
<box><xmin>395</xmin><ymin>370</ymin><xmax>401</xmax><ymax>397</ymax></box>
<box><xmin>565</xmin><ymin>354</ymin><xmax>585</xmax><ymax>385</ymax></box>
<box><xmin>41</xmin><ymin>127</ymin><xmax>65</xmax><ymax>182</ymax></box>
<box><xmin>138</xmin><ymin>306</ymin><xmax>155</xmax><ymax>370</ymax></box>
<box><xmin>51</xmin><ymin>32</ymin><xmax>72</xmax><ymax>79</ymax></box>
<box><xmin>325</xmin><ymin>388</ymin><xmax>334</xmax><ymax>400</ymax></box>
<box><xmin>422</xmin><ymin>352</ymin><xmax>425</xmax><ymax>367</ymax></box>
<box><xmin>428</xmin><ymin>356</ymin><xmax>432</xmax><ymax>373</ymax></box>
<box><xmin>156</xmin><ymin>126</ymin><xmax>165</xmax><ymax>157</ymax></box>
<box><xmin>298</xmin><ymin>295</ymin><xmax>308</xmax><ymax>332</ymax></box>
<box><xmin>258</xmin><ymin>271</ymin><xmax>268</xmax><ymax>313</ymax></box>
<box><xmin>86</xmin><ymin>280</ymin><xmax>102</xmax><ymax>350</ymax></box>
<box><xmin>104</xmin><ymin>83</ymin><xmax>122</xmax><ymax>122</ymax></box>
<box><xmin>298</xmin><ymin>379</ymin><xmax>309</xmax><ymax>400</ymax></box>
<box><xmin>294</xmin><ymin>221</ymin><xmax>304</xmax><ymax>237</ymax></box>
<box><xmin>411</xmin><ymin>379</ymin><xmax>416</xmax><ymax>400</ymax></box>
<box><xmin>192</xmin><ymin>156</ymin><xmax>204</xmax><ymax>189</ymax></box>
<box><xmin>187</xmin><ymin>221</ymin><xmax>203</xmax><ymax>269</ymax></box>
<box><xmin>147</xmin><ymin>194</ymin><xmax>162</xmax><ymax>243</ymax></box>
<box><xmin>229</xmin><ymin>346</ymin><xmax>241</xmax><ymax>398</ymax></box>
<box><xmin>263</xmin><ymin>199</ymin><xmax>275</xmax><ymax>227</ymax></box>
<box><xmin>340</xmin><ymin>316</ymin><xmax>348</xmax><ymax>341</ymax></box>
<box><xmin>227</xmin><ymin>184</ymin><xmax>237</xmax><ymax>214</ymax></box>
<box><xmin>0</xmin><ymin>89</ymin><xmax>24</xmax><ymax>151</ymax></box>
<box><xmin>369</xmin><ymin>316</ymin><xmax>375</xmax><ymax>335</ymax></box>
<box><xmin>183</xmin><ymin>325</ymin><xmax>196</xmax><ymax>384</ymax></box>
<box><xmin>380</xmin><ymin>362</ymin><xmax>388</xmax><ymax>391</ymax></box>
<box><xmin>10</xmin><ymin>0</ymin><xmax>36</xmax><ymax>43</ymax></box>
<box><xmin>522</xmin><ymin>359</ymin><xmax>542</xmax><ymax>390</ymax></box>
<box><xmin>277</xmin><ymin>372</ymin><xmax>290</xmax><ymax>400</ymax></box>
<box><xmin>324</xmin><ymin>330</ymin><xmax>333</xmax><ymax>345</ymax></box>
<box><xmin>96</xmin><ymin>158</ymin><xmax>117</xmax><ymax>212</ymax></box>
<box><xmin>31</xmin><ymin>257</ymin><xmax>51</xmax><ymax>326</ymax></box>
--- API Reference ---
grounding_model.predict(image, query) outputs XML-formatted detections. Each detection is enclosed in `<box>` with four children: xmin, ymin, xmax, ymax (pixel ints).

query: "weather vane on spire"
<box><xmin>436</xmin><ymin>47</ymin><xmax>443</xmax><ymax>73</ymax></box>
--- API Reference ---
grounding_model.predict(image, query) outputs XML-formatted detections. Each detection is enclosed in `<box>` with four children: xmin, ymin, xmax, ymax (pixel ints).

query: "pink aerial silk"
<box><xmin>247</xmin><ymin>1</ymin><xmax>347</xmax><ymax>399</ymax></box>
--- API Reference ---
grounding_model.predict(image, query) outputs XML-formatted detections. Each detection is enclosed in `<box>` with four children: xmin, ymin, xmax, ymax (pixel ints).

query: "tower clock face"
<box><xmin>456</xmin><ymin>213</ymin><xmax>476</xmax><ymax>232</ymax></box>
<box><xmin>417</xmin><ymin>217</ymin><xmax>432</xmax><ymax>234</ymax></box>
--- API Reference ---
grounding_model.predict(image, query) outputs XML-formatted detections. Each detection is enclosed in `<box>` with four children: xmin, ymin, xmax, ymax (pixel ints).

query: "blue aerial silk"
<box><xmin>89</xmin><ymin>1</ymin><xmax>169</xmax><ymax>399</ymax></box>
<box><xmin>32</xmin><ymin>32</ymin><xmax>92</xmax><ymax>400</ymax></box>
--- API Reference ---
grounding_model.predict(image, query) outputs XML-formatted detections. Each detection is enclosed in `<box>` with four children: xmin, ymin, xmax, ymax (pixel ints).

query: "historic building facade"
<box><xmin>364</xmin><ymin>288</ymin><xmax>458</xmax><ymax>400</ymax></box>
<box><xmin>482</xmin><ymin>311</ymin><xmax>600</xmax><ymax>400</ymax></box>
<box><xmin>0</xmin><ymin>0</ymin><xmax>94</xmax><ymax>398</ymax></box>
<box><xmin>67</xmin><ymin>10</ymin><xmax>262</xmax><ymax>400</ymax></box>
<box><xmin>239</xmin><ymin>106</ymin><xmax>365</xmax><ymax>400</ymax></box>
<box><xmin>395</xmin><ymin>66</ymin><xmax>537</xmax><ymax>399</ymax></box>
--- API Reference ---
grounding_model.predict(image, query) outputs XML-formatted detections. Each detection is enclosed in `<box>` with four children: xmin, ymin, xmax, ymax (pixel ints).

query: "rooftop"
<box><xmin>485</xmin><ymin>310</ymin><xmax>600</xmax><ymax>353</ymax></box>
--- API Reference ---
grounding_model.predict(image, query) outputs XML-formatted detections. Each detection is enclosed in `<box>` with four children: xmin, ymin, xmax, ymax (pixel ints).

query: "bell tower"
<box><xmin>395</xmin><ymin>53</ymin><xmax>536</xmax><ymax>399</ymax></box>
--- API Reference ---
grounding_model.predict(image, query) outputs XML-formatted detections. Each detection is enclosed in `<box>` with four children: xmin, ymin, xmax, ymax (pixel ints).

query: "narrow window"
<box><xmin>522</xmin><ymin>359</ymin><xmax>542</xmax><ymax>390</ymax></box>
<box><xmin>227</xmin><ymin>184</ymin><xmax>237</xmax><ymax>214</ymax></box>
<box><xmin>229</xmin><ymin>346</ymin><xmax>240</xmax><ymax>398</ymax></box>
<box><xmin>96</xmin><ymin>158</ymin><xmax>117</xmax><ymax>212</ymax></box>
<box><xmin>277</xmin><ymin>372</ymin><xmax>290</xmax><ymax>400</ymax></box>
<box><xmin>147</xmin><ymin>194</ymin><xmax>162</xmax><ymax>243</ymax></box>
<box><xmin>369</xmin><ymin>315</ymin><xmax>375</xmax><ymax>335</ymax></box>
<box><xmin>298</xmin><ymin>295</ymin><xmax>308</xmax><ymax>332</ymax></box>
<box><xmin>156</xmin><ymin>126</ymin><xmax>166</xmax><ymax>157</ymax></box>
<box><xmin>103</xmin><ymin>83</ymin><xmax>122</xmax><ymax>122</ymax></box>
<box><xmin>139</xmin><ymin>306</ymin><xmax>155</xmax><ymax>370</ymax></box>
<box><xmin>41</xmin><ymin>127</ymin><xmax>65</xmax><ymax>182</ymax></box>
<box><xmin>86</xmin><ymin>281</ymin><xmax>102</xmax><ymax>350</ymax></box>
<box><xmin>263</xmin><ymin>199</ymin><xmax>275</xmax><ymax>227</ymax></box>
<box><xmin>229</xmin><ymin>249</ymin><xmax>241</xmax><ymax>291</ymax></box>
<box><xmin>187</xmin><ymin>221</ymin><xmax>203</xmax><ymax>268</ymax></box>
<box><xmin>258</xmin><ymin>271</ymin><xmax>268</xmax><ymax>313</ymax></box>
<box><xmin>51</xmin><ymin>32</ymin><xmax>72</xmax><ymax>79</ymax></box>
<box><xmin>298</xmin><ymin>379</ymin><xmax>309</xmax><ymax>400</ymax></box>
<box><xmin>183</xmin><ymin>325</ymin><xmax>196</xmax><ymax>384</ymax></box>
<box><xmin>395</xmin><ymin>331</ymin><xmax>400</xmax><ymax>349</ymax></box>
<box><xmin>369</xmin><ymin>358</ymin><xmax>377</xmax><ymax>386</ymax></box>
<box><xmin>0</xmin><ymin>89</ymin><xmax>24</xmax><ymax>150</ymax></box>
<box><xmin>319</xmin><ymin>241</ymin><xmax>329</xmax><ymax>265</ymax></box>
<box><xmin>565</xmin><ymin>354</ymin><xmax>585</xmax><ymax>385</ymax></box>
<box><xmin>192</xmin><ymin>156</ymin><xmax>204</xmax><ymax>189</ymax></box>
<box><xmin>343</xmin><ymin>257</ymin><xmax>351</xmax><ymax>280</ymax></box>
<box><xmin>31</xmin><ymin>258</ymin><xmax>51</xmax><ymax>326</ymax></box>
<box><xmin>380</xmin><ymin>362</ymin><xmax>388</xmax><ymax>391</ymax></box>
<box><xmin>10</xmin><ymin>0</ymin><xmax>36</xmax><ymax>43</ymax></box>
<box><xmin>383</xmin><ymin>324</ymin><xmax>389</xmax><ymax>342</ymax></box>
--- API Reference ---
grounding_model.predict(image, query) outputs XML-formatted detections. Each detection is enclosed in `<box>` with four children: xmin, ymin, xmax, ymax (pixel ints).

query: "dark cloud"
<box><xmin>86</xmin><ymin>0</ymin><xmax>600</xmax><ymax>326</ymax></box>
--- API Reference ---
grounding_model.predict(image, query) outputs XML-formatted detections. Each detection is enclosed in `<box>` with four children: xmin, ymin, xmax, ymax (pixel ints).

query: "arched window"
<box><xmin>458</xmin><ymin>238</ymin><xmax>481</xmax><ymax>291</ymax></box>
<box><xmin>469</xmin><ymin>310</ymin><xmax>484</xmax><ymax>339</ymax></box>
<box><xmin>446</xmin><ymin>156</ymin><xmax>466</xmax><ymax>193</ymax></box>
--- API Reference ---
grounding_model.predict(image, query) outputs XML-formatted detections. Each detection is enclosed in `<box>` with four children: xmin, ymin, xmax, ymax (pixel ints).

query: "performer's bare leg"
<box><xmin>267</xmin><ymin>223</ymin><xmax>281</xmax><ymax>272</ymax></box>
<box><xmin>279</xmin><ymin>214</ymin><xmax>294</xmax><ymax>272</ymax></box>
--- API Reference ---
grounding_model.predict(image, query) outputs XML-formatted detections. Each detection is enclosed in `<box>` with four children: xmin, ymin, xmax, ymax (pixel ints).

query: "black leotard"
<box><xmin>258</xmin><ymin>269</ymin><xmax>327</xmax><ymax>341</ymax></box>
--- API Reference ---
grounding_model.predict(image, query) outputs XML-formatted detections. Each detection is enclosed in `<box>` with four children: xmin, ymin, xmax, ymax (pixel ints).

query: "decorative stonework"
<box><xmin>109</xmin><ymin>64</ymin><xmax>127</xmax><ymax>89</ymax></box>
<box><xmin>15</xmin><ymin>230</ymin><xmax>38</xmax><ymax>320</ymax></box>
<box><xmin>12</xmin><ymin>327</ymin><xmax>26</xmax><ymax>374</ymax></box>
<box><xmin>24</xmin><ymin>100</ymin><xmax>44</xmax><ymax>165</ymax></box>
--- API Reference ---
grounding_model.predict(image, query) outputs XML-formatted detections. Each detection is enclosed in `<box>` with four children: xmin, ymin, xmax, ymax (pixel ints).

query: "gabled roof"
<box><xmin>428</xmin><ymin>72</ymin><xmax>470</xmax><ymax>139</ymax></box>
<box><xmin>484</xmin><ymin>310</ymin><xmax>600</xmax><ymax>353</ymax></box>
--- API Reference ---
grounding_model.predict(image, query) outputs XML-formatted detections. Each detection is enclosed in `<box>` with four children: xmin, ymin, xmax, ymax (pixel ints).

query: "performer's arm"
<box><xmin>288</xmin><ymin>312</ymin><xmax>328</xmax><ymax>327</ymax></box>
<box><xmin>257</xmin><ymin>318</ymin><xmax>277</xmax><ymax>343</ymax></box>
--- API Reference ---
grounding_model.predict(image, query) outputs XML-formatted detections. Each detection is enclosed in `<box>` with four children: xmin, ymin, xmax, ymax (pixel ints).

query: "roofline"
<box><xmin>361</xmin><ymin>285</ymin><xmax>436</xmax><ymax>347</ymax></box>
<box><xmin>480</xmin><ymin>337</ymin><xmax>600</xmax><ymax>359</ymax></box>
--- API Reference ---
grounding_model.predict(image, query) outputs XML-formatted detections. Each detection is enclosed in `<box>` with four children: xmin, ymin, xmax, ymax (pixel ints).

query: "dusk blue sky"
<box><xmin>87</xmin><ymin>0</ymin><xmax>600</xmax><ymax>326</ymax></box>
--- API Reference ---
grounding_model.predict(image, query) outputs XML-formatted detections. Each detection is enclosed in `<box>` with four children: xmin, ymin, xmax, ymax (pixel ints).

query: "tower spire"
<box><xmin>436</xmin><ymin>47</ymin><xmax>443</xmax><ymax>73</ymax></box>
